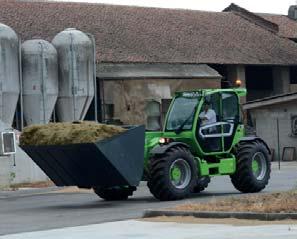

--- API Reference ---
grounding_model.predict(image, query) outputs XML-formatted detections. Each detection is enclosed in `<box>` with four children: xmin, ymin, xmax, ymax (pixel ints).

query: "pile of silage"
<box><xmin>20</xmin><ymin>121</ymin><xmax>126</xmax><ymax>146</ymax></box>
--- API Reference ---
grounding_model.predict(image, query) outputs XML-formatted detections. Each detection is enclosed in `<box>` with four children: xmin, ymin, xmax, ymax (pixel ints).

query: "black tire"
<box><xmin>147</xmin><ymin>146</ymin><xmax>197</xmax><ymax>201</ymax></box>
<box><xmin>231</xmin><ymin>140</ymin><xmax>271</xmax><ymax>193</ymax></box>
<box><xmin>193</xmin><ymin>176</ymin><xmax>210</xmax><ymax>193</ymax></box>
<box><xmin>93</xmin><ymin>186</ymin><xmax>136</xmax><ymax>201</ymax></box>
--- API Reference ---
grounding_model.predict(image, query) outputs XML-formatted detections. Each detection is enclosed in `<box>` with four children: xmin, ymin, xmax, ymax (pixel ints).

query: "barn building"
<box><xmin>1</xmin><ymin>1</ymin><xmax>297</xmax><ymax>127</ymax></box>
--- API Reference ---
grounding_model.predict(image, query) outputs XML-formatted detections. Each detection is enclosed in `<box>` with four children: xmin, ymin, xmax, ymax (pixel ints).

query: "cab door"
<box><xmin>196</xmin><ymin>91</ymin><xmax>239</xmax><ymax>153</ymax></box>
<box><xmin>196</xmin><ymin>92</ymin><xmax>223</xmax><ymax>153</ymax></box>
<box><xmin>221</xmin><ymin>92</ymin><xmax>240</xmax><ymax>151</ymax></box>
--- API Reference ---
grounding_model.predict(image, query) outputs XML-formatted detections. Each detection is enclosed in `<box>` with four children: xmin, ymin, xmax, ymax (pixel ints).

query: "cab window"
<box><xmin>222</xmin><ymin>93</ymin><xmax>239</xmax><ymax>122</ymax></box>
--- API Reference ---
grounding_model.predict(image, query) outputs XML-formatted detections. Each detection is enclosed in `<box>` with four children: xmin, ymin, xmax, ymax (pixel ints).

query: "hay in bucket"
<box><xmin>20</xmin><ymin>121</ymin><xmax>126</xmax><ymax>146</ymax></box>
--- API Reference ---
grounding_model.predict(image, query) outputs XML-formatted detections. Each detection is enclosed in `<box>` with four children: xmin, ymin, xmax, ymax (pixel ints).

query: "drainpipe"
<box><xmin>70</xmin><ymin>33</ymin><xmax>77</xmax><ymax>121</ymax></box>
<box><xmin>38</xmin><ymin>41</ymin><xmax>46</xmax><ymax>124</ymax></box>
<box><xmin>18</xmin><ymin>38</ymin><xmax>24</xmax><ymax>130</ymax></box>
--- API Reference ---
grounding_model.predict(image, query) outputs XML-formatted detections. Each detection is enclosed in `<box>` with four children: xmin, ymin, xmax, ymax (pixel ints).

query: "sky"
<box><xmin>54</xmin><ymin>0</ymin><xmax>297</xmax><ymax>14</ymax></box>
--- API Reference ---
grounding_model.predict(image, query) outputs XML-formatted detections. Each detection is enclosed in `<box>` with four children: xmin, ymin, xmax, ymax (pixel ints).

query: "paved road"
<box><xmin>0</xmin><ymin>162</ymin><xmax>296</xmax><ymax>236</ymax></box>
<box><xmin>1</xmin><ymin>220</ymin><xmax>297</xmax><ymax>239</ymax></box>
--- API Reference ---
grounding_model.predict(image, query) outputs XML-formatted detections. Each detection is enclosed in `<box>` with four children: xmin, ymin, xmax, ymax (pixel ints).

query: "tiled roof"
<box><xmin>1</xmin><ymin>0</ymin><xmax>297</xmax><ymax>65</ymax></box>
<box><xmin>260</xmin><ymin>13</ymin><xmax>297</xmax><ymax>39</ymax></box>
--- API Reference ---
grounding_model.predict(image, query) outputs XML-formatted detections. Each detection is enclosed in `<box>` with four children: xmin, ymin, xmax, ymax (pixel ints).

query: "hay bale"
<box><xmin>20</xmin><ymin>121</ymin><xmax>126</xmax><ymax>146</ymax></box>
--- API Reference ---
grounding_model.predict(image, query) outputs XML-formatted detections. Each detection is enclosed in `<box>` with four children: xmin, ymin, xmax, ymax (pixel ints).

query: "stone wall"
<box><xmin>102</xmin><ymin>78</ymin><xmax>221</xmax><ymax>126</ymax></box>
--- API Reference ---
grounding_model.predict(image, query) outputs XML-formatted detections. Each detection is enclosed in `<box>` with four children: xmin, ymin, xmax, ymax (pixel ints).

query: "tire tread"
<box><xmin>231</xmin><ymin>140</ymin><xmax>271</xmax><ymax>193</ymax></box>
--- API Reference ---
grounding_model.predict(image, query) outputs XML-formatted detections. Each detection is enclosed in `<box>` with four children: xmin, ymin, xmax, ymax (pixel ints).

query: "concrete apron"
<box><xmin>0</xmin><ymin>220</ymin><xmax>296</xmax><ymax>239</ymax></box>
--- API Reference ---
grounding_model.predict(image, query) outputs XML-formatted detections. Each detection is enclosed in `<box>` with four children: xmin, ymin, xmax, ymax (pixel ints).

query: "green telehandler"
<box><xmin>21</xmin><ymin>88</ymin><xmax>271</xmax><ymax>201</ymax></box>
<box><xmin>144</xmin><ymin>88</ymin><xmax>271</xmax><ymax>201</ymax></box>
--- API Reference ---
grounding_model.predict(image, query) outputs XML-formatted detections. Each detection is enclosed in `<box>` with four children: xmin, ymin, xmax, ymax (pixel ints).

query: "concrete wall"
<box><xmin>12</xmin><ymin>146</ymin><xmax>48</xmax><ymax>184</ymax></box>
<box><xmin>0</xmin><ymin>120</ymin><xmax>48</xmax><ymax>188</ymax></box>
<box><xmin>290</xmin><ymin>84</ymin><xmax>297</xmax><ymax>92</ymax></box>
<box><xmin>0</xmin><ymin>146</ymin><xmax>48</xmax><ymax>188</ymax></box>
<box><xmin>273</xmin><ymin>66</ymin><xmax>290</xmax><ymax>95</ymax></box>
<box><xmin>102</xmin><ymin>78</ymin><xmax>220</xmax><ymax>126</ymax></box>
<box><xmin>250</xmin><ymin>101</ymin><xmax>297</xmax><ymax>161</ymax></box>
<box><xmin>0</xmin><ymin>156</ymin><xmax>11</xmax><ymax>188</ymax></box>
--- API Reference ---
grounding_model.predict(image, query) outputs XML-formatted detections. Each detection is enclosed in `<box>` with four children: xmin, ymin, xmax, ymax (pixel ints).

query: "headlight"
<box><xmin>159</xmin><ymin>138</ymin><xmax>172</xmax><ymax>144</ymax></box>
<box><xmin>159</xmin><ymin>137</ymin><xmax>166</xmax><ymax>144</ymax></box>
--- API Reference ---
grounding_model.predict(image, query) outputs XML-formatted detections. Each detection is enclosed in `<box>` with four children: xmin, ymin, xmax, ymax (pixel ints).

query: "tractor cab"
<box><xmin>163</xmin><ymin>89</ymin><xmax>246</xmax><ymax>156</ymax></box>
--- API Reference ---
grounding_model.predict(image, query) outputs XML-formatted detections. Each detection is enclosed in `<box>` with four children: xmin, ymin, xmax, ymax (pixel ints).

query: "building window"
<box><xmin>161</xmin><ymin>99</ymin><xmax>172</xmax><ymax>126</ymax></box>
<box><xmin>145</xmin><ymin>99</ymin><xmax>172</xmax><ymax>130</ymax></box>
<box><xmin>145</xmin><ymin>100</ymin><xmax>161</xmax><ymax>131</ymax></box>
<box><xmin>290</xmin><ymin>67</ymin><xmax>297</xmax><ymax>84</ymax></box>
<box><xmin>105</xmin><ymin>104</ymin><xmax>114</xmax><ymax>120</ymax></box>
<box><xmin>291</xmin><ymin>115</ymin><xmax>297</xmax><ymax>136</ymax></box>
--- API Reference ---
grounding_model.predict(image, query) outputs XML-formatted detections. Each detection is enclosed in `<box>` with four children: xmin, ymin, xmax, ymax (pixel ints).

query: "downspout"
<box><xmin>18</xmin><ymin>38</ymin><xmax>24</xmax><ymax>130</ymax></box>
<box><xmin>38</xmin><ymin>41</ymin><xmax>46</xmax><ymax>124</ymax></box>
<box><xmin>70</xmin><ymin>32</ymin><xmax>77</xmax><ymax>121</ymax></box>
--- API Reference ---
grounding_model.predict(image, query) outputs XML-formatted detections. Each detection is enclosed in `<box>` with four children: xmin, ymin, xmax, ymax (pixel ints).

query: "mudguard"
<box><xmin>151</xmin><ymin>142</ymin><xmax>190</xmax><ymax>155</ymax></box>
<box><xmin>239</xmin><ymin>136</ymin><xmax>271</xmax><ymax>154</ymax></box>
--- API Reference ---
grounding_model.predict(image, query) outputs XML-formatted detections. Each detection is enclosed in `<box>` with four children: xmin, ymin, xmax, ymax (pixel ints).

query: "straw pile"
<box><xmin>20</xmin><ymin>121</ymin><xmax>126</xmax><ymax>146</ymax></box>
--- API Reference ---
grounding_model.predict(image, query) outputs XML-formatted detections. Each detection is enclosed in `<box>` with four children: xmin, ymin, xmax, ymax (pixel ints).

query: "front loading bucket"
<box><xmin>21</xmin><ymin>125</ymin><xmax>145</xmax><ymax>188</ymax></box>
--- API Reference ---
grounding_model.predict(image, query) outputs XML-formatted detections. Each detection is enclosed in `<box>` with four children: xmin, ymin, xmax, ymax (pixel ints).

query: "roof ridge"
<box><xmin>258</xmin><ymin>13</ymin><xmax>285</xmax><ymax>16</ymax></box>
<box><xmin>6</xmin><ymin>0</ymin><xmax>219</xmax><ymax>14</ymax></box>
<box><xmin>223</xmin><ymin>3</ymin><xmax>279</xmax><ymax>34</ymax></box>
<box><xmin>258</xmin><ymin>12</ymin><xmax>297</xmax><ymax>22</ymax></box>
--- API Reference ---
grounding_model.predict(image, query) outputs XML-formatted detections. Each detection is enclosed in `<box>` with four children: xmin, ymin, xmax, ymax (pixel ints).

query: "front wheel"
<box><xmin>230</xmin><ymin>140</ymin><xmax>271</xmax><ymax>193</ymax></box>
<box><xmin>147</xmin><ymin>146</ymin><xmax>197</xmax><ymax>201</ymax></box>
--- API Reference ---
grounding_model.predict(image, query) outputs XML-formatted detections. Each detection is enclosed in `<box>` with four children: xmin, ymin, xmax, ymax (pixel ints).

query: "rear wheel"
<box><xmin>193</xmin><ymin>176</ymin><xmax>210</xmax><ymax>193</ymax></box>
<box><xmin>147</xmin><ymin>146</ymin><xmax>197</xmax><ymax>201</ymax></box>
<box><xmin>93</xmin><ymin>186</ymin><xmax>136</xmax><ymax>201</ymax></box>
<box><xmin>231</xmin><ymin>140</ymin><xmax>271</xmax><ymax>193</ymax></box>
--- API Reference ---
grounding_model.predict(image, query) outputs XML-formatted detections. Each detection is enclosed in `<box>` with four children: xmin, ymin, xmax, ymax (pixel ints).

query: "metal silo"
<box><xmin>0</xmin><ymin>23</ymin><xmax>20</xmax><ymax>126</ymax></box>
<box><xmin>52</xmin><ymin>28</ymin><xmax>95</xmax><ymax>122</ymax></box>
<box><xmin>22</xmin><ymin>39</ymin><xmax>58</xmax><ymax>125</ymax></box>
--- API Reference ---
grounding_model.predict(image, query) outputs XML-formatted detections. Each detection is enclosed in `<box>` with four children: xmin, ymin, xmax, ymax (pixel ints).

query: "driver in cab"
<box><xmin>199</xmin><ymin>101</ymin><xmax>216</xmax><ymax>126</ymax></box>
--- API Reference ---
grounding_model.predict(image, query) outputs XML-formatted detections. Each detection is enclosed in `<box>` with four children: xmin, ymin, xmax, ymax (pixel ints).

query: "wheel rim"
<box><xmin>169</xmin><ymin>158</ymin><xmax>191</xmax><ymax>189</ymax></box>
<box><xmin>252</xmin><ymin>152</ymin><xmax>267</xmax><ymax>180</ymax></box>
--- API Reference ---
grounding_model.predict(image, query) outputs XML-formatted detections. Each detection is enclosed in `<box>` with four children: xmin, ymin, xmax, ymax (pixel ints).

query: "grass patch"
<box><xmin>174</xmin><ymin>191</ymin><xmax>297</xmax><ymax>213</ymax></box>
<box><xmin>20</xmin><ymin>121</ymin><xmax>126</xmax><ymax>146</ymax></box>
<box><xmin>142</xmin><ymin>216</ymin><xmax>297</xmax><ymax>225</ymax></box>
